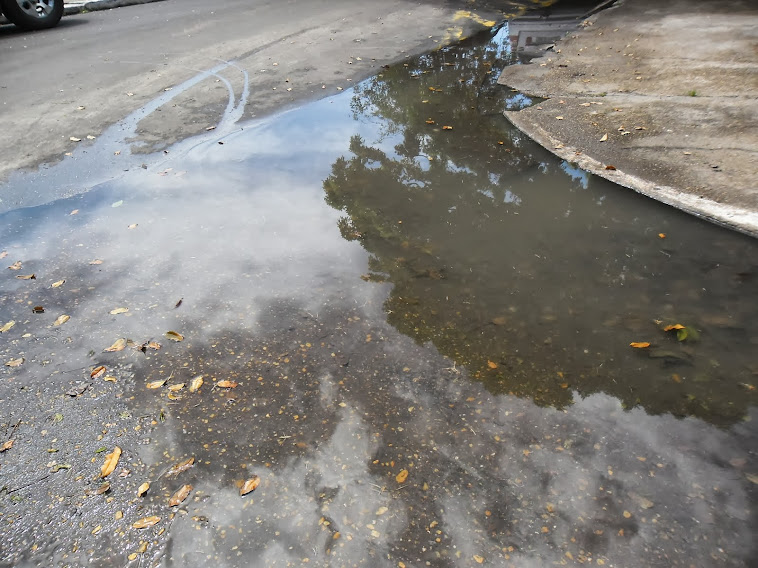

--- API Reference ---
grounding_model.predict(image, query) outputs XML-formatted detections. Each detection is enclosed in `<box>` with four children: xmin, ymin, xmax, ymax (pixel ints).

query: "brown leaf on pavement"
<box><xmin>166</xmin><ymin>457</ymin><xmax>195</xmax><ymax>477</ymax></box>
<box><xmin>5</xmin><ymin>358</ymin><xmax>24</xmax><ymax>367</ymax></box>
<box><xmin>630</xmin><ymin>342</ymin><xmax>651</xmax><ymax>348</ymax></box>
<box><xmin>104</xmin><ymin>339</ymin><xmax>127</xmax><ymax>352</ymax></box>
<box><xmin>91</xmin><ymin>365</ymin><xmax>106</xmax><ymax>379</ymax></box>
<box><xmin>132</xmin><ymin>516</ymin><xmax>161</xmax><ymax>529</ymax></box>
<box><xmin>165</xmin><ymin>331</ymin><xmax>184</xmax><ymax>342</ymax></box>
<box><xmin>137</xmin><ymin>482</ymin><xmax>150</xmax><ymax>497</ymax></box>
<box><xmin>189</xmin><ymin>376</ymin><xmax>204</xmax><ymax>392</ymax></box>
<box><xmin>0</xmin><ymin>440</ymin><xmax>14</xmax><ymax>452</ymax></box>
<box><xmin>8</xmin><ymin>261</ymin><xmax>22</xmax><ymax>270</ymax></box>
<box><xmin>16</xmin><ymin>274</ymin><xmax>36</xmax><ymax>280</ymax></box>
<box><xmin>240</xmin><ymin>476</ymin><xmax>260</xmax><ymax>496</ymax></box>
<box><xmin>216</xmin><ymin>380</ymin><xmax>238</xmax><ymax>389</ymax></box>
<box><xmin>396</xmin><ymin>469</ymin><xmax>409</xmax><ymax>483</ymax></box>
<box><xmin>101</xmin><ymin>446</ymin><xmax>122</xmax><ymax>478</ymax></box>
<box><xmin>169</xmin><ymin>484</ymin><xmax>193</xmax><ymax>507</ymax></box>
<box><xmin>53</xmin><ymin>315</ymin><xmax>70</xmax><ymax>326</ymax></box>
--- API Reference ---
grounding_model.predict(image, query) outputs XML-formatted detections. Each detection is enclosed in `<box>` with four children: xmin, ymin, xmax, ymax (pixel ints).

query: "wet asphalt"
<box><xmin>1</xmin><ymin>12</ymin><xmax>757</xmax><ymax>568</ymax></box>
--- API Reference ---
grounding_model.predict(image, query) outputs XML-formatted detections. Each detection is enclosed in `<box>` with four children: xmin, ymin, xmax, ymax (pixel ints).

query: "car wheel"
<box><xmin>0</xmin><ymin>0</ymin><xmax>63</xmax><ymax>30</ymax></box>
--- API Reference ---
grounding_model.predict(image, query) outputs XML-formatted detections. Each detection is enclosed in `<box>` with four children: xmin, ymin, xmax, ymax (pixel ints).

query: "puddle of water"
<box><xmin>1</xmin><ymin>17</ymin><xmax>756</xmax><ymax>568</ymax></box>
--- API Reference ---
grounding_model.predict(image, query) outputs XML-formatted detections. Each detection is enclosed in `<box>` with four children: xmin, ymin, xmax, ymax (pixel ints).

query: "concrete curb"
<box><xmin>64</xmin><ymin>0</ymin><xmax>167</xmax><ymax>16</ymax></box>
<box><xmin>504</xmin><ymin>110</ymin><xmax>758</xmax><ymax>238</ymax></box>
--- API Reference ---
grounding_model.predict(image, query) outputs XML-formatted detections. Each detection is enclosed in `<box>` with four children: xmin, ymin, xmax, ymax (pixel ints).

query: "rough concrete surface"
<box><xmin>497</xmin><ymin>0</ymin><xmax>758</xmax><ymax>237</ymax></box>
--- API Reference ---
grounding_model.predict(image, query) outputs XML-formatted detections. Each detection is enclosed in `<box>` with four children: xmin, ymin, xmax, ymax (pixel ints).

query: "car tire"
<box><xmin>1</xmin><ymin>0</ymin><xmax>63</xmax><ymax>30</ymax></box>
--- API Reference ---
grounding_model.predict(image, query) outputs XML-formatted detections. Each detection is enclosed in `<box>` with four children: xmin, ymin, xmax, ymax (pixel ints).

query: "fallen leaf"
<box><xmin>658</xmin><ymin>233</ymin><xmax>666</xmax><ymax>239</ymax></box>
<box><xmin>216</xmin><ymin>380</ymin><xmax>238</xmax><ymax>388</ymax></box>
<box><xmin>101</xmin><ymin>446</ymin><xmax>122</xmax><ymax>478</ymax></box>
<box><xmin>109</xmin><ymin>307</ymin><xmax>129</xmax><ymax>316</ymax></box>
<box><xmin>442</xmin><ymin>125</ymin><xmax>453</xmax><ymax>130</ymax></box>
<box><xmin>127</xmin><ymin>224</ymin><xmax>138</xmax><ymax>230</ymax></box>
<box><xmin>91</xmin><ymin>365</ymin><xmax>106</xmax><ymax>379</ymax></box>
<box><xmin>166</xmin><ymin>457</ymin><xmax>195</xmax><ymax>477</ymax></box>
<box><xmin>240</xmin><ymin>476</ymin><xmax>260</xmax><ymax>496</ymax></box>
<box><xmin>599</xmin><ymin>133</ymin><xmax>608</xmax><ymax>142</ymax></box>
<box><xmin>605</xmin><ymin>165</ymin><xmax>617</xmax><ymax>170</ymax></box>
<box><xmin>491</xmin><ymin>317</ymin><xmax>507</xmax><ymax>325</ymax></box>
<box><xmin>53</xmin><ymin>315</ymin><xmax>70</xmax><ymax>326</ymax></box>
<box><xmin>663</xmin><ymin>324</ymin><xmax>685</xmax><ymax>331</ymax></box>
<box><xmin>630</xmin><ymin>342</ymin><xmax>651</xmax><ymax>348</ymax></box>
<box><xmin>104</xmin><ymin>338</ymin><xmax>127</xmax><ymax>352</ymax></box>
<box><xmin>396</xmin><ymin>469</ymin><xmax>409</xmax><ymax>483</ymax></box>
<box><xmin>5</xmin><ymin>358</ymin><xmax>24</xmax><ymax>367</ymax></box>
<box><xmin>96</xmin><ymin>482</ymin><xmax>111</xmax><ymax>495</ymax></box>
<box><xmin>0</xmin><ymin>251</ymin><xmax>6</xmax><ymax>259</ymax></box>
<box><xmin>70</xmin><ymin>137</ymin><xmax>81</xmax><ymax>142</ymax></box>
<box><xmin>205</xmin><ymin>125</ymin><xmax>216</xmax><ymax>131</ymax></box>
<box><xmin>146</xmin><ymin>379</ymin><xmax>167</xmax><ymax>389</ymax></box>
<box><xmin>132</xmin><ymin>516</ymin><xmax>160</xmax><ymax>529</ymax></box>
<box><xmin>0</xmin><ymin>321</ymin><xmax>16</xmax><ymax>333</ymax></box>
<box><xmin>174</xmin><ymin>298</ymin><xmax>183</xmax><ymax>308</ymax></box>
<box><xmin>0</xmin><ymin>440</ymin><xmax>14</xmax><ymax>452</ymax></box>
<box><xmin>33</xmin><ymin>306</ymin><xmax>44</xmax><ymax>313</ymax></box>
<box><xmin>168</xmin><ymin>383</ymin><xmax>185</xmax><ymax>392</ymax></box>
<box><xmin>375</xmin><ymin>506</ymin><xmax>388</xmax><ymax>516</ymax></box>
<box><xmin>114</xmin><ymin>150</ymin><xmax>121</xmax><ymax>156</ymax></box>
<box><xmin>555</xmin><ymin>116</ymin><xmax>564</xmax><ymax>120</ymax></box>
<box><xmin>103</xmin><ymin>376</ymin><xmax>117</xmax><ymax>383</ymax></box>
<box><xmin>146</xmin><ymin>341</ymin><xmax>162</xmax><ymax>350</ymax></box>
<box><xmin>474</xmin><ymin>556</ymin><xmax>484</xmax><ymax>564</ymax></box>
<box><xmin>137</xmin><ymin>482</ymin><xmax>150</xmax><ymax>497</ymax></box>
<box><xmin>16</xmin><ymin>274</ymin><xmax>36</xmax><ymax>280</ymax></box>
<box><xmin>8</xmin><ymin>261</ymin><xmax>22</xmax><ymax>270</ymax></box>
<box><xmin>165</xmin><ymin>331</ymin><xmax>184</xmax><ymax>342</ymax></box>
<box><xmin>487</xmin><ymin>360</ymin><xmax>498</xmax><ymax>369</ymax></box>
<box><xmin>189</xmin><ymin>376</ymin><xmax>204</xmax><ymax>392</ymax></box>
<box><xmin>425</xmin><ymin>119</ymin><xmax>435</xmax><ymax>124</ymax></box>
<box><xmin>50</xmin><ymin>280</ymin><xmax>65</xmax><ymax>289</ymax></box>
<box><xmin>89</xmin><ymin>259</ymin><xmax>103</xmax><ymax>265</ymax></box>
<box><xmin>168</xmin><ymin>484</ymin><xmax>193</xmax><ymax>506</ymax></box>
<box><xmin>746</xmin><ymin>473</ymin><xmax>758</xmax><ymax>485</ymax></box>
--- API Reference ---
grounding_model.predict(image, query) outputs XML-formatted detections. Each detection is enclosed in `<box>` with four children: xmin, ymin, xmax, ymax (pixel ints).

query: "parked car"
<box><xmin>0</xmin><ymin>0</ymin><xmax>63</xmax><ymax>30</ymax></box>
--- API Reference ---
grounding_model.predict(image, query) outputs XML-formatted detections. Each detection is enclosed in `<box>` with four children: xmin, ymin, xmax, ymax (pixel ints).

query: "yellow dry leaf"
<box><xmin>216</xmin><ymin>380</ymin><xmax>238</xmax><ymax>389</ymax></box>
<box><xmin>137</xmin><ymin>482</ymin><xmax>150</xmax><ymax>497</ymax></box>
<box><xmin>104</xmin><ymin>376</ymin><xmax>117</xmax><ymax>383</ymax></box>
<box><xmin>101</xmin><ymin>446</ymin><xmax>121</xmax><ymax>478</ymax></box>
<box><xmin>165</xmin><ymin>331</ymin><xmax>184</xmax><ymax>342</ymax></box>
<box><xmin>104</xmin><ymin>338</ymin><xmax>127</xmax><ymax>352</ymax></box>
<box><xmin>474</xmin><ymin>556</ymin><xmax>484</xmax><ymax>564</ymax></box>
<box><xmin>8</xmin><ymin>261</ymin><xmax>22</xmax><ymax>270</ymax></box>
<box><xmin>132</xmin><ymin>516</ymin><xmax>160</xmax><ymax>529</ymax></box>
<box><xmin>189</xmin><ymin>376</ymin><xmax>204</xmax><ymax>392</ymax></box>
<box><xmin>51</xmin><ymin>279</ymin><xmax>65</xmax><ymax>288</ymax></box>
<box><xmin>663</xmin><ymin>324</ymin><xmax>685</xmax><ymax>331</ymax></box>
<box><xmin>146</xmin><ymin>341</ymin><xmax>161</xmax><ymax>350</ymax></box>
<box><xmin>0</xmin><ymin>440</ymin><xmax>14</xmax><ymax>452</ymax></box>
<box><xmin>53</xmin><ymin>315</ymin><xmax>70</xmax><ymax>326</ymax></box>
<box><xmin>16</xmin><ymin>274</ymin><xmax>35</xmax><ymax>280</ymax></box>
<box><xmin>168</xmin><ymin>383</ymin><xmax>185</xmax><ymax>392</ymax></box>
<box><xmin>375</xmin><ymin>506</ymin><xmax>388</xmax><ymax>516</ymax></box>
<box><xmin>487</xmin><ymin>360</ymin><xmax>498</xmax><ymax>369</ymax></box>
<box><xmin>599</xmin><ymin>133</ymin><xmax>608</xmax><ymax>142</ymax></box>
<box><xmin>146</xmin><ymin>379</ymin><xmax>167</xmax><ymax>389</ymax></box>
<box><xmin>240</xmin><ymin>476</ymin><xmax>261</xmax><ymax>496</ymax></box>
<box><xmin>658</xmin><ymin>233</ymin><xmax>666</xmax><ymax>239</ymax></box>
<box><xmin>629</xmin><ymin>342</ymin><xmax>651</xmax><ymax>348</ymax></box>
<box><xmin>396</xmin><ymin>469</ymin><xmax>409</xmax><ymax>483</ymax></box>
<box><xmin>442</xmin><ymin>125</ymin><xmax>453</xmax><ymax>130</ymax></box>
<box><xmin>168</xmin><ymin>484</ymin><xmax>193</xmax><ymax>507</ymax></box>
<box><xmin>0</xmin><ymin>321</ymin><xmax>15</xmax><ymax>333</ymax></box>
<box><xmin>5</xmin><ymin>358</ymin><xmax>24</xmax><ymax>367</ymax></box>
<box><xmin>110</xmin><ymin>307</ymin><xmax>129</xmax><ymax>315</ymax></box>
<box><xmin>91</xmin><ymin>365</ymin><xmax>106</xmax><ymax>379</ymax></box>
<box><xmin>89</xmin><ymin>259</ymin><xmax>103</xmax><ymax>265</ymax></box>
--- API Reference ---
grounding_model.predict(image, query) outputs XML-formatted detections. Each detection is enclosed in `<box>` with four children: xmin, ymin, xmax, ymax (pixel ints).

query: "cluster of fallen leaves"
<box><xmin>630</xmin><ymin>320</ymin><xmax>700</xmax><ymax>350</ymax></box>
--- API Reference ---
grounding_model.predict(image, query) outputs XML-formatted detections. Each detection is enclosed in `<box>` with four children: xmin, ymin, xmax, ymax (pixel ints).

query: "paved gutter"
<box><xmin>497</xmin><ymin>0</ymin><xmax>758</xmax><ymax>237</ymax></box>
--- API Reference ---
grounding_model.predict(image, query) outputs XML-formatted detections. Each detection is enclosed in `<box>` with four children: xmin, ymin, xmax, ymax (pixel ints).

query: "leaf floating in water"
<box><xmin>487</xmin><ymin>360</ymin><xmax>498</xmax><ymax>369</ymax></box>
<box><xmin>53</xmin><ymin>315</ymin><xmax>70</xmax><ymax>327</ymax></box>
<box><xmin>189</xmin><ymin>376</ymin><xmax>204</xmax><ymax>393</ymax></box>
<box><xmin>8</xmin><ymin>261</ymin><xmax>22</xmax><ymax>270</ymax></box>
<box><xmin>51</xmin><ymin>280</ymin><xmax>65</xmax><ymax>288</ymax></box>
<box><xmin>137</xmin><ymin>482</ymin><xmax>150</xmax><ymax>497</ymax></box>
<box><xmin>16</xmin><ymin>274</ymin><xmax>36</xmax><ymax>280</ymax></box>
<box><xmin>216</xmin><ymin>380</ymin><xmax>238</xmax><ymax>389</ymax></box>
<box><xmin>132</xmin><ymin>516</ymin><xmax>160</xmax><ymax>529</ymax></box>
<box><xmin>491</xmin><ymin>317</ymin><xmax>507</xmax><ymax>326</ymax></box>
<box><xmin>91</xmin><ymin>366</ymin><xmax>106</xmax><ymax>379</ymax></box>
<box><xmin>663</xmin><ymin>324</ymin><xmax>685</xmax><ymax>331</ymax></box>
<box><xmin>169</xmin><ymin>484</ymin><xmax>193</xmax><ymax>506</ymax></box>
<box><xmin>146</xmin><ymin>379</ymin><xmax>167</xmax><ymax>389</ymax></box>
<box><xmin>166</xmin><ymin>457</ymin><xmax>195</xmax><ymax>477</ymax></box>
<box><xmin>110</xmin><ymin>307</ymin><xmax>129</xmax><ymax>315</ymax></box>
<box><xmin>101</xmin><ymin>446</ymin><xmax>121</xmax><ymax>478</ymax></box>
<box><xmin>240</xmin><ymin>476</ymin><xmax>260</xmax><ymax>496</ymax></box>
<box><xmin>104</xmin><ymin>338</ymin><xmax>127</xmax><ymax>352</ymax></box>
<box><xmin>396</xmin><ymin>469</ymin><xmax>409</xmax><ymax>483</ymax></box>
<box><xmin>0</xmin><ymin>321</ymin><xmax>15</xmax><ymax>333</ymax></box>
<box><xmin>165</xmin><ymin>331</ymin><xmax>184</xmax><ymax>342</ymax></box>
<box><xmin>630</xmin><ymin>342</ymin><xmax>651</xmax><ymax>348</ymax></box>
<box><xmin>5</xmin><ymin>358</ymin><xmax>24</xmax><ymax>367</ymax></box>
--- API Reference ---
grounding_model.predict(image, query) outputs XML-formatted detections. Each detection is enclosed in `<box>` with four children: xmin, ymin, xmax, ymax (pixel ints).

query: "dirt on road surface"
<box><xmin>497</xmin><ymin>0</ymin><xmax>758</xmax><ymax>236</ymax></box>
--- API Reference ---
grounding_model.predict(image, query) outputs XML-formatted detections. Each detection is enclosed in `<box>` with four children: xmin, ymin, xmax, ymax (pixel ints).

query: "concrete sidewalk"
<box><xmin>497</xmin><ymin>0</ymin><xmax>758</xmax><ymax>237</ymax></box>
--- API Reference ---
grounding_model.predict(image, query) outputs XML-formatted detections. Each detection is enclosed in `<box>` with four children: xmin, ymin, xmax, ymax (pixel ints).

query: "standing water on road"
<box><xmin>1</xmin><ymin>21</ymin><xmax>757</xmax><ymax>568</ymax></box>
